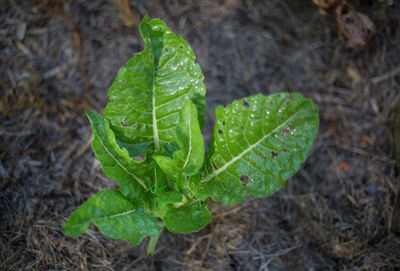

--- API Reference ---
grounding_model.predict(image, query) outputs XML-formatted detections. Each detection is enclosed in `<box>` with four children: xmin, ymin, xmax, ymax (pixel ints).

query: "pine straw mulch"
<box><xmin>1</xmin><ymin>0</ymin><xmax>400</xmax><ymax>270</ymax></box>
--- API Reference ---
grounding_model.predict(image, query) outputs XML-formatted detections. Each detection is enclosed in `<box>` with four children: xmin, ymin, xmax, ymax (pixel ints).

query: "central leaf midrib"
<box><xmin>74</xmin><ymin>209</ymin><xmax>137</xmax><ymax>226</ymax></box>
<box><xmin>201</xmin><ymin>108</ymin><xmax>301</xmax><ymax>183</ymax></box>
<box><xmin>182</xmin><ymin>109</ymin><xmax>192</xmax><ymax>170</ymax></box>
<box><xmin>152</xmin><ymin>64</ymin><xmax>159</xmax><ymax>151</ymax></box>
<box><xmin>95</xmin><ymin>209</ymin><xmax>136</xmax><ymax>221</ymax></box>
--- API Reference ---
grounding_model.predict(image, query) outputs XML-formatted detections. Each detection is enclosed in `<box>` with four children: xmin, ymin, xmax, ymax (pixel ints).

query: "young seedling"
<box><xmin>63</xmin><ymin>16</ymin><xmax>319</xmax><ymax>255</ymax></box>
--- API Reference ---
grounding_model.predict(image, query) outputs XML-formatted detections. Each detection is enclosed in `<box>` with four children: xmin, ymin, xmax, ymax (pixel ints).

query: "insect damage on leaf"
<box><xmin>63</xmin><ymin>16</ymin><xmax>319</xmax><ymax>255</ymax></box>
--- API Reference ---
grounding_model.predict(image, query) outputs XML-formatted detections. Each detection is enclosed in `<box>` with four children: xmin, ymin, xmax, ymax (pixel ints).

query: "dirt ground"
<box><xmin>1</xmin><ymin>0</ymin><xmax>400</xmax><ymax>270</ymax></box>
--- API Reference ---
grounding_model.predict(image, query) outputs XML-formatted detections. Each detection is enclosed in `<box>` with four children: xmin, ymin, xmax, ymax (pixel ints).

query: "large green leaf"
<box><xmin>63</xmin><ymin>189</ymin><xmax>162</xmax><ymax>245</ymax></box>
<box><xmin>104</xmin><ymin>16</ymin><xmax>206</xmax><ymax>153</ymax></box>
<box><xmin>193</xmin><ymin>93</ymin><xmax>319</xmax><ymax>206</ymax></box>
<box><xmin>153</xmin><ymin>99</ymin><xmax>205</xmax><ymax>179</ymax></box>
<box><xmin>87</xmin><ymin>111</ymin><xmax>152</xmax><ymax>200</ymax></box>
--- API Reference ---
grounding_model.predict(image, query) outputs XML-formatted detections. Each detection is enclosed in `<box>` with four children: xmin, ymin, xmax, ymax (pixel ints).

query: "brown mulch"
<box><xmin>1</xmin><ymin>0</ymin><xmax>400</xmax><ymax>270</ymax></box>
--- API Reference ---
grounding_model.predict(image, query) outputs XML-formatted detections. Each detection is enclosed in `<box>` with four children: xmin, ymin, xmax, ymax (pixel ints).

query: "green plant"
<box><xmin>63</xmin><ymin>16</ymin><xmax>319</xmax><ymax>255</ymax></box>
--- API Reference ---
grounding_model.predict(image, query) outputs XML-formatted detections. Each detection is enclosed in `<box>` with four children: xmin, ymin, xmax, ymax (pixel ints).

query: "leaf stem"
<box><xmin>146</xmin><ymin>227</ymin><xmax>163</xmax><ymax>256</ymax></box>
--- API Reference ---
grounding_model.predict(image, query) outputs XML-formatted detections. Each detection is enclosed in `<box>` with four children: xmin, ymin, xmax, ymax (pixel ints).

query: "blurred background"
<box><xmin>1</xmin><ymin>0</ymin><xmax>400</xmax><ymax>270</ymax></box>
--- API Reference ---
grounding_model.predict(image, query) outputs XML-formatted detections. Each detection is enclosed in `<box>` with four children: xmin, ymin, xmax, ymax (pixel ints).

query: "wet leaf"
<box><xmin>104</xmin><ymin>16</ymin><xmax>206</xmax><ymax>154</ymax></box>
<box><xmin>193</xmin><ymin>93</ymin><xmax>319</xmax><ymax>206</ymax></box>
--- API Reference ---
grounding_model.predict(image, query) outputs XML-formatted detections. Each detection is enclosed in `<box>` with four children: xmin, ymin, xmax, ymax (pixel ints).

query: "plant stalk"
<box><xmin>146</xmin><ymin>227</ymin><xmax>163</xmax><ymax>256</ymax></box>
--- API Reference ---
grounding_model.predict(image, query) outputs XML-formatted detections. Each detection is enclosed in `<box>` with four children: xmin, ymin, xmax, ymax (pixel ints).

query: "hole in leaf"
<box><xmin>120</xmin><ymin>79</ymin><xmax>126</xmax><ymax>83</ymax></box>
<box><xmin>132</xmin><ymin>123</ymin><xmax>137</xmax><ymax>129</ymax></box>
<box><xmin>179</xmin><ymin>45</ymin><xmax>183</xmax><ymax>49</ymax></box>
<box><xmin>218</xmin><ymin>129</ymin><xmax>223</xmax><ymax>134</ymax></box>
<box><xmin>271</xmin><ymin>151</ymin><xmax>278</xmax><ymax>158</ymax></box>
<box><xmin>240</xmin><ymin>175</ymin><xmax>249</xmax><ymax>185</ymax></box>
<box><xmin>243</xmin><ymin>99</ymin><xmax>249</xmax><ymax>108</ymax></box>
<box><xmin>212</xmin><ymin>161</ymin><xmax>218</xmax><ymax>170</ymax></box>
<box><xmin>133</xmin><ymin>154</ymin><xmax>145</xmax><ymax>162</ymax></box>
<box><xmin>282</xmin><ymin>128</ymin><xmax>290</xmax><ymax>135</ymax></box>
<box><xmin>120</xmin><ymin>121</ymin><xmax>128</xmax><ymax>127</ymax></box>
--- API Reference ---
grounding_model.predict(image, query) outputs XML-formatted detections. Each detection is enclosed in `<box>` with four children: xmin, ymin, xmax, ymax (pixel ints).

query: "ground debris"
<box><xmin>336</xmin><ymin>3</ymin><xmax>376</xmax><ymax>48</ymax></box>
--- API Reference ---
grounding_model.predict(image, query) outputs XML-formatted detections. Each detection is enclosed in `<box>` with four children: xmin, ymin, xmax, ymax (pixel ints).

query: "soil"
<box><xmin>1</xmin><ymin>0</ymin><xmax>400</xmax><ymax>270</ymax></box>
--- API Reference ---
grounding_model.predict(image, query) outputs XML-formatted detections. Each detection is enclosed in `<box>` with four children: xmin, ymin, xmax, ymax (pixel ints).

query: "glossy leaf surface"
<box><xmin>194</xmin><ymin>93</ymin><xmax>319</xmax><ymax>206</ymax></box>
<box><xmin>153</xmin><ymin>100</ymin><xmax>205</xmax><ymax>178</ymax></box>
<box><xmin>87</xmin><ymin>111</ymin><xmax>152</xmax><ymax>200</ymax></box>
<box><xmin>63</xmin><ymin>189</ymin><xmax>161</xmax><ymax>245</ymax></box>
<box><xmin>104</xmin><ymin>16</ymin><xmax>206</xmax><ymax>153</ymax></box>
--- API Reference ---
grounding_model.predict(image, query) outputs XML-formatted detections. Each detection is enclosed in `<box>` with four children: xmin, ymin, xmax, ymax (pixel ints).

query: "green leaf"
<box><xmin>104</xmin><ymin>16</ymin><xmax>206</xmax><ymax>153</ymax></box>
<box><xmin>87</xmin><ymin>111</ymin><xmax>152</xmax><ymax>200</ymax></box>
<box><xmin>154</xmin><ymin>164</ymin><xmax>182</xmax><ymax>206</ymax></box>
<box><xmin>193</xmin><ymin>93</ymin><xmax>319</xmax><ymax>206</ymax></box>
<box><xmin>162</xmin><ymin>200</ymin><xmax>211</xmax><ymax>233</ymax></box>
<box><xmin>153</xmin><ymin>99</ymin><xmax>205</xmax><ymax>178</ymax></box>
<box><xmin>63</xmin><ymin>189</ymin><xmax>162</xmax><ymax>245</ymax></box>
<box><xmin>153</xmin><ymin>166</ymin><xmax>211</xmax><ymax>233</ymax></box>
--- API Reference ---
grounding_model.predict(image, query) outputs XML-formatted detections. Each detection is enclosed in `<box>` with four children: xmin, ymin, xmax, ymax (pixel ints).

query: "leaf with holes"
<box><xmin>63</xmin><ymin>189</ymin><xmax>162</xmax><ymax>245</ymax></box>
<box><xmin>104</xmin><ymin>16</ymin><xmax>206</xmax><ymax>154</ymax></box>
<box><xmin>63</xmin><ymin>17</ymin><xmax>319</xmax><ymax>256</ymax></box>
<box><xmin>192</xmin><ymin>93</ymin><xmax>319</xmax><ymax>206</ymax></box>
<box><xmin>87</xmin><ymin>111</ymin><xmax>153</xmax><ymax>201</ymax></box>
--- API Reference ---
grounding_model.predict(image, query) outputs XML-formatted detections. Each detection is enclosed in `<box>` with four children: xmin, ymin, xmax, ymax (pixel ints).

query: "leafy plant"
<box><xmin>63</xmin><ymin>16</ymin><xmax>319</xmax><ymax>255</ymax></box>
